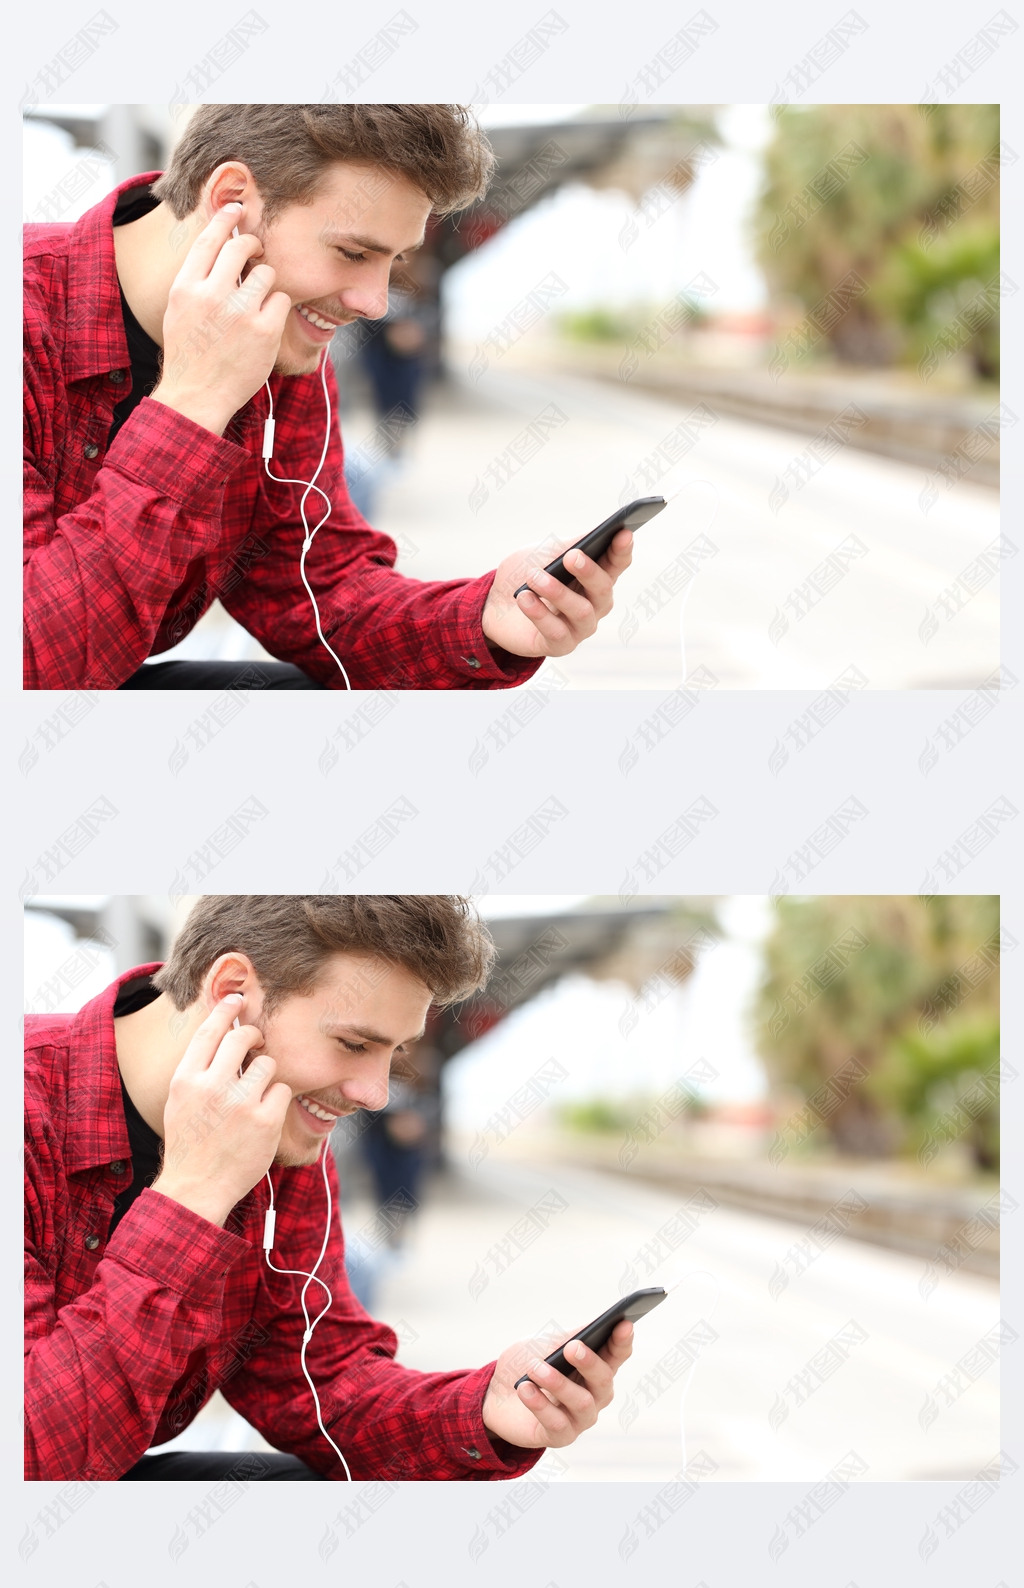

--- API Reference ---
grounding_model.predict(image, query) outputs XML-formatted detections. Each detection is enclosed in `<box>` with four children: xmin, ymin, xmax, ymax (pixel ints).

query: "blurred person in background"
<box><xmin>342</xmin><ymin>1044</ymin><xmax>439</xmax><ymax>1312</ymax></box>
<box><xmin>24</xmin><ymin>104</ymin><xmax>633</xmax><ymax>690</ymax></box>
<box><xmin>335</xmin><ymin>251</ymin><xmax>437</xmax><ymax>520</ymax></box>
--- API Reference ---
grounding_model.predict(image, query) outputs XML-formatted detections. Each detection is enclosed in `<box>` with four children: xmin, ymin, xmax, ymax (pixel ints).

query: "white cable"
<box><xmin>261</xmin><ymin>357</ymin><xmax>353</xmax><ymax>690</ymax></box>
<box><xmin>665</xmin><ymin>1267</ymin><xmax>722</xmax><ymax>1477</ymax></box>
<box><xmin>263</xmin><ymin>1145</ymin><xmax>353</xmax><ymax>1480</ymax></box>
<box><xmin>230</xmin><ymin>224</ymin><xmax>351</xmax><ymax>689</ymax></box>
<box><xmin>664</xmin><ymin>479</ymin><xmax>719</xmax><ymax>684</ymax></box>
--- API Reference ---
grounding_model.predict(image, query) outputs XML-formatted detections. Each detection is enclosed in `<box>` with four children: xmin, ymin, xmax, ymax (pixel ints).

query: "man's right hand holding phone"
<box><xmin>481</xmin><ymin>528</ymin><xmax>634</xmax><ymax>660</ymax></box>
<box><xmin>151</xmin><ymin>994</ymin><xmax>291</xmax><ymax>1227</ymax></box>
<box><xmin>481</xmin><ymin>1321</ymin><xmax>635</xmax><ymax>1450</ymax></box>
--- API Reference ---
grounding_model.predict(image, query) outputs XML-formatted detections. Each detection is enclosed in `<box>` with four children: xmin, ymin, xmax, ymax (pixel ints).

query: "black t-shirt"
<box><xmin>108</xmin><ymin>188</ymin><xmax>163</xmax><ymax>448</ymax></box>
<box><xmin>108</xmin><ymin>975</ymin><xmax>164</xmax><ymax>1238</ymax></box>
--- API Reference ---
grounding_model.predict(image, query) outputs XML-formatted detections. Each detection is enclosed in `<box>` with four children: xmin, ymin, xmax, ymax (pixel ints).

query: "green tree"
<box><xmin>754</xmin><ymin>896</ymin><xmax>1000</xmax><ymax>1164</ymax></box>
<box><xmin>754</xmin><ymin>105</ymin><xmax>1001</xmax><ymax>375</ymax></box>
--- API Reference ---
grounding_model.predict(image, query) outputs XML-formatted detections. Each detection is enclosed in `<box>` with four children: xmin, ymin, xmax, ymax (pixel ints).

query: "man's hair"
<box><xmin>152</xmin><ymin>895</ymin><xmax>495</xmax><ymax>1012</ymax></box>
<box><xmin>151</xmin><ymin>104</ymin><xmax>494</xmax><ymax>223</ymax></box>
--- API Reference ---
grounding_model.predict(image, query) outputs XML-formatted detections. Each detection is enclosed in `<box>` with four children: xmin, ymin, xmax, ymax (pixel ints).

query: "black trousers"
<box><xmin>119</xmin><ymin>660</ymin><xmax>326</xmax><ymax>690</ymax></box>
<box><xmin>119</xmin><ymin>1450</ymin><xmax>326</xmax><ymax>1479</ymax></box>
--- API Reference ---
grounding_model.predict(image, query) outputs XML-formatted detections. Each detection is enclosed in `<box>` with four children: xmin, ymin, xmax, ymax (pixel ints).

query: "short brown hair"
<box><xmin>151</xmin><ymin>104</ymin><xmax>494</xmax><ymax>223</ymax></box>
<box><xmin>152</xmin><ymin>895</ymin><xmax>495</xmax><ymax>1012</ymax></box>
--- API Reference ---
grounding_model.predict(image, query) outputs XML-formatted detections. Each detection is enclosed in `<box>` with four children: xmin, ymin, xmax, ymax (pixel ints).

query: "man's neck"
<box><xmin>112</xmin><ymin>199</ymin><xmax>202</xmax><ymax>347</ymax></box>
<box><xmin>114</xmin><ymin>991</ymin><xmax>204</xmax><ymax>1137</ymax></box>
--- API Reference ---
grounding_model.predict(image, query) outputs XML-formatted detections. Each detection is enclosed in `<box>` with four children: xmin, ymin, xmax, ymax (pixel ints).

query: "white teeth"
<box><xmin>297</xmin><ymin>305</ymin><xmax>336</xmax><ymax>331</ymax></box>
<box><xmin>297</xmin><ymin>1094</ymin><xmax>336</xmax><ymax>1122</ymax></box>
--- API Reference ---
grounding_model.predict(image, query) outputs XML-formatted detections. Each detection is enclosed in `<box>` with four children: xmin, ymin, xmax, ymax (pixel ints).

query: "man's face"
<box><xmin>249</xmin><ymin>161</ymin><xmax>432</xmax><ymax>377</ymax></box>
<box><xmin>247</xmin><ymin>951</ymin><xmax>433</xmax><ymax>1168</ymax></box>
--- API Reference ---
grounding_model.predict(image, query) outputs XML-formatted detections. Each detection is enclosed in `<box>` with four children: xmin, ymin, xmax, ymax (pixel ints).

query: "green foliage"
<box><xmin>557</xmin><ymin>1087</ymin><xmax>705</xmax><ymax>1136</ymax></box>
<box><xmin>557</xmin><ymin>1098</ymin><xmax>637</xmax><ymax>1133</ymax></box>
<box><xmin>556</xmin><ymin>294</ymin><xmax>708</xmax><ymax>346</ymax></box>
<box><xmin>755</xmin><ymin>896</ymin><xmax>1000</xmax><ymax>1164</ymax></box>
<box><xmin>557</xmin><ymin>307</ymin><xmax>636</xmax><ymax>343</ymax></box>
<box><xmin>875</xmin><ymin>1017</ymin><xmax>1000</xmax><ymax>1170</ymax></box>
<box><xmin>754</xmin><ymin>105</ymin><xmax>1002</xmax><ymax>373</ymax></box>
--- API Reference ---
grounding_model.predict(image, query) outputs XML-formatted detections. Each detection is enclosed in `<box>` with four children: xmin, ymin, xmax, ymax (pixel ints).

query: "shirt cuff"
<box><xmin>444</xmin><ymin>1363</ymin><xmax>544</xmax><ymax>1477</ymax></box>
<box><xmin>442</xmin><ymin>573</ymin><xmax>544</xmax><ymax>687</ymax></box>
<box><xmin>104</xmin><ymin>1187</ymin><xmax>249</xmax><ymax>1307</ymax></box>
<box><xmin>103</xmin><ymin>397</ymin><xmax>247</xmax><ymax>515</ymax></box>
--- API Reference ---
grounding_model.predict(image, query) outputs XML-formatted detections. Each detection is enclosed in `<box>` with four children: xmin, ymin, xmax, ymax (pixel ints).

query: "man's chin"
<box><xmin>272</xmin><ymin>1139</ymin><xmax>326</xmax><ymax>1168</ymax></box>
<box><xmin>272</xmin><ymin>351</ymin><xmax>325</xmax><ymax>379</ymax></box>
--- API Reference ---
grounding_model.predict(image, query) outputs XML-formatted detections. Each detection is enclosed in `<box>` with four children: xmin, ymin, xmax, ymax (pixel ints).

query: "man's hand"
<box><xmin>151</xmin><ymin>204</ymin><xmax>292</xmax><ymax>436</ymax></box>
<box><xmin>480</xmin><ymin>1320</ymin><xmax>633</xmax><ymax>1450</ymax></box>
<box><xmin>150</xmin><ymin>994</ymin><xmax>292</xmax><ymax>1226</ymax></box>
<box><xmin>480</xmin><ymin>529</ymin><xmax>633</xmax><ymax>660</ymax></box>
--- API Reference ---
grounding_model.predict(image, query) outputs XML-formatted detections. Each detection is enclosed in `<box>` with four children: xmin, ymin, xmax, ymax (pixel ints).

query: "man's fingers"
<box><xmin>517</xmin><ymin>566</ymin><xmax>595</xmax><ymax>627</ymax></box>
<box><xmin>600</xmin><ymin>1319</ymin><xmax>635</xmax><ymax>1364</ymax></box>
<box><xmin>176</xmin><ymin>997</ymin><xmax>249</xmax><ymax>1072</ymax></box>
<box><xmin>208</xmin><ymin>232</ymin><xmax>267</xmax><ymax>293</ymax></box>
<box><xmin>513</xmin><ymin>589</ymin><xmax>577</xmax><ymax>652</ymax></box>
<box><xmin>219</xmin><ymin>1043</ymin><xmax>273</xmax><ymax>1092</ymax></box>
<box><xmin>256</xmin><ymin>1078</ymin><xmax>293</xmax><ymax>1121</ymax></box>
<box><xmin>599</xmin><ymin>527</ymin><xmax>634</xmax><ymax>571</ymax></box>
<box><xmin>259</xmin><ymin>288</ymin><xmax>295</xmax><ymax>332</ymax></box>
<box><xmin>516</xmin><ymin>1379</ymin><xmax>577</xmax><ymax>1440</ymax></box>
<box><xmin>516</xmin><ymin>1350</ymin><xmax>604</xmax><ymax>1442</ymax></box>
<box><xmin>227</xmin><ymin>264</ymin><xmax>279</xmax><ymax>318</ymax></box>
<box><xmin>175</xmin><ymin>205</ymin><xmax>247</xmax><ymax>283</ymax></box>
<box><xmin>559</xmin><ymin>551</ymin><xmax>616</xmax><ymax>616</ymax></box>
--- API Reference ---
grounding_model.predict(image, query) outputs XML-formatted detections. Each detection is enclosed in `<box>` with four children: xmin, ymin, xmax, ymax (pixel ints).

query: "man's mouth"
<box><xmin>295</xmin><ymin>303</ymin><xmax>348</xmax><ymax>332</ymax></box>
<box><xmin>293</xmin><ymin>1092</ymin><xmax>351</xmax><ymax>1128</ymax></box>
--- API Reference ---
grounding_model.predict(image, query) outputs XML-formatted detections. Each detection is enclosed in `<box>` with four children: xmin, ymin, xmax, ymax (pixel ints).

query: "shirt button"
<box><xmin>109</xmin><ymin>369</ymin><xmax>127</xmax><ymax>385</ymax></box>
<box><xmin>110</xmin><ymin>1160</ymin><xmax>127</xmax><ymax>1175</ymax></box>
<box><xmin>462</xmin><ymin>656</ymin><xmax>482</xmax><ymax>670</ymax></box>
<box><xmin>84</xmin><ymin>1235</ymin><xmax>101</xmax><ymax>1251</ymax></box>
<box><xmin>83</xmin><ymin>443</ymin><xmax>100</xmax><ymax>460</ymax></box>
<box><xmin>463</xmin><ymin>1446</ymin><xmax>481</xmax><ymax>1460</ymax></box>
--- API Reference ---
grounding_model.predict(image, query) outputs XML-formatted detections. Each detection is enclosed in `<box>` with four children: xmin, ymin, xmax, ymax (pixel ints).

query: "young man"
<box><xmin>24</xmin><ymin>896</ymin><xmax>633</xmax><ymax>1480</ymax></box>
<box><xmin>23</xmin><ymin>105</ymin><xmax>633</xmax><ymax>689</ymax></box>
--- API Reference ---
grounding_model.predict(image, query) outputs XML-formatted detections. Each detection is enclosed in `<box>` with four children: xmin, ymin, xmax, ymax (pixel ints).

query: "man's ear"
<box><xmin>202</xmin><ymin>161</ymin><xmax>258</xmax><ymax>224</ymax></box>
<box><xmin>202</xmin><ymin>951</ymin><xmax>259</xmax><ymax>1011</ymax></box>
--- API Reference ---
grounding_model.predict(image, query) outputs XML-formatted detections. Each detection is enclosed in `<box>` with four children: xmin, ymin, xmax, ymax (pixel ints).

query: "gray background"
<box><xmin>9</xmin><ymin>0</ymin><xmax>1021</xmax><ymax>1582</ymax></box>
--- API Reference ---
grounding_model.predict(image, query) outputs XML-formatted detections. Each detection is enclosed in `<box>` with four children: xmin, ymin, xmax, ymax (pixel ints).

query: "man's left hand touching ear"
<box><xmin>481</xmin><ymin>529</ymin><xmax>634</xmax><ymax>660</ymax></box>
<box><xmin>481</xmin><ymin>1321</ymin><xmax>634</xmax><ymax>1450</ymax></box>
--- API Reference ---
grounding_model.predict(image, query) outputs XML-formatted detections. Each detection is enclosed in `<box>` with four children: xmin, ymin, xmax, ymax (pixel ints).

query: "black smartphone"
<box><xmin>513</xmin><ymin>1286</ymin><xmax>668</xmax><ymax>1389</ymax></box>
<box><xmin>513</xmin><ymin>496</ymin><xmax>668</xmax><ymax>598</ymax></box>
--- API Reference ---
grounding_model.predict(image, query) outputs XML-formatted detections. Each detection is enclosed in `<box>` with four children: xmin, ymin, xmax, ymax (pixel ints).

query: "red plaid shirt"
<box><xmin>23</xmin><ymin>173</ymin><xmax>541</xmax><ymax>691</ymax></box>
<box><xmin>25</xmin><ymin>965</ymin><xmax>541</xmax><ymax>1481</ymax></box>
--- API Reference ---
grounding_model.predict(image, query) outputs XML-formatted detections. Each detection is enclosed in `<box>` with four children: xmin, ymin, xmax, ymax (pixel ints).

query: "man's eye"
<box><xmin>338</xmin><ymin>248</ymin><xmax>365</xmax><ymax>263</ymax></box>
<box><xmin>339</xmin><ymin>1039</ymin><xmax>367</xmax><ymax>1053</ymax></box>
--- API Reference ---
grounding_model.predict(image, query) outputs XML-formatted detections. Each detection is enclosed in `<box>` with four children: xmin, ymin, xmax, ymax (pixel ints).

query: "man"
<box><xmin>23</xmin><ymin>105</ymin><xmax>633</xmax><ymax>689</ymax></box>
<box><xmin>24</xmin><ymin>896</ymin><xmax>633</xmax><ymax>1480</ymax></box>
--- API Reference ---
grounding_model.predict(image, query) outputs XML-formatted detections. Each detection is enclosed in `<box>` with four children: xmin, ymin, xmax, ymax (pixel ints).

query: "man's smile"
<box><xmin>292</xmin><ymin>1092</ymin><xmax>358</xmax><ymax>1131</ymax></box>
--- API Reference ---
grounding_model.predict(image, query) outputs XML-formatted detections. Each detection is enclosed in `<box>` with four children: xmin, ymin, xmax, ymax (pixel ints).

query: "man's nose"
<box><xmin>343</xmin><ymin>267</ymin><xmax>391</xmax><ymax>323</ymax></box>
<box><xmin>346</xmin><ymin>1062</ymin><xmax>390</xmax><ymax>1113</ymax></box>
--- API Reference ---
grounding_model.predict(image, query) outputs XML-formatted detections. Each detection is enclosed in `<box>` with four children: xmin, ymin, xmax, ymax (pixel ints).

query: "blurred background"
<box><xmin>26</xmin><ymin>892</ymin><xmax>1003</xmax><ymax>1481</ymax></box>
<box><xmin>25</xmin><ymin>103</ymin><xmax>1002</xmax><ymax>689</ymax></box>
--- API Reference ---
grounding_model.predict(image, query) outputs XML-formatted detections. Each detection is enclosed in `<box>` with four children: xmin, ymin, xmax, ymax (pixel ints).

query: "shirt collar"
<box><xmin>63</xmin><ymin>171</ymin><xmax>164</xmax><ymax>385</ymax></box>
<box><xmin>62</xmin><ymin>962</ymin><xmax>166</xmax><ymax>1174</ymax></box>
